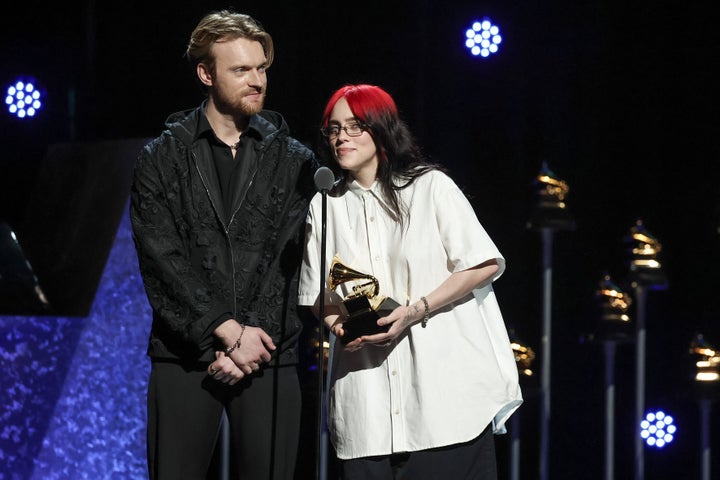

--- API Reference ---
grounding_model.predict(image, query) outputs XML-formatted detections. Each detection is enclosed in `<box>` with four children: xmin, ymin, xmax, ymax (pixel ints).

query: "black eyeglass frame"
<box><xmin>320</xmin><ymin>122</ymin><xmax>369</xmax><ymax>138</ymax></box>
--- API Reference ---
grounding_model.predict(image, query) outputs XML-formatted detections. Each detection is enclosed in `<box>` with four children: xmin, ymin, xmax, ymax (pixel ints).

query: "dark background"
<box><xmin>1</xmin><ymin>1</ymin><xmax>719</xmax><ymax>478</ymax></box>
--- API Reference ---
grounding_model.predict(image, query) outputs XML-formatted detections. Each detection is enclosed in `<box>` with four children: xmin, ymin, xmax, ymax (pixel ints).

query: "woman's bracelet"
<box><xmin>224</xmin><ymin>323</ymin><xmax>246</xmax><ymax>356</ymax></box>
<box><xmin>420</xmin><ymin>296</ymin><xmax>430</xmax><ymax>328</ymax></box>
<box><xmin>413</xmin><ymin>297</ymin><xmax>431</xmax><ymax>328</ymax></box>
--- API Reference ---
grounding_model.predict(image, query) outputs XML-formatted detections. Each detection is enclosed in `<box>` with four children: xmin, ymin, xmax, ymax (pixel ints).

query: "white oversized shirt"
<box><xmin>298</xmin><ymin>170</ymin><xmax>522</xmax><ymax>460</ymax></box>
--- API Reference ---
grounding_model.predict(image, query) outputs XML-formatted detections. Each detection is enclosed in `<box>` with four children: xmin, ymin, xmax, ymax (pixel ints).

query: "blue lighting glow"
<box><xmin>464</xmin><ymin>18</ymin><xmax>503</xmax><ymax>58</ymax></box>
<box><xmin>640</xmin><ymin>410</ymin><xmax>676</xmax><ymax>448</ymax></box>
<box><xmin>5</xmin><ymin>78</ymin><xmax>44</xmax><ymax>119</ymax></box>
<box><xmin>0</xmin><ymin>208</ymin><xmax>151</xmax><ymax>479</ymax></box>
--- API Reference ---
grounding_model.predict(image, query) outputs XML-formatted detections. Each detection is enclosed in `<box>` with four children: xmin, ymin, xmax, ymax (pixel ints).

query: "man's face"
<box><xmin>201</xmin><ymin>37</ymin><xmax>267</xmax><ymax>116</ymax></box>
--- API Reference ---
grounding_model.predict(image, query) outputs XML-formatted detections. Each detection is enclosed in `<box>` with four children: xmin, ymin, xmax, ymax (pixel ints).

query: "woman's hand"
<box><xmin>344</xmin><ymin>304</ymin><xmax>420</xmax><ymax>351</ymax></box>
<box><xmin>323</xmin><ymin>304</ymin><xmax>348</xmax><ymax>340</ymax></box>
<box><xmin>342</xmin><ymin>259</ymin><xmax>501</xmax><ymax>351</ymax></box>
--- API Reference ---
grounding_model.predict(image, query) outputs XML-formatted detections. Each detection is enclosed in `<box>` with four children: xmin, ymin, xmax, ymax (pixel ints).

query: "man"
<box><xmin>130</xmin><ymin>10</ymin><xmax>318</xmax><ymax>480</ymax></box>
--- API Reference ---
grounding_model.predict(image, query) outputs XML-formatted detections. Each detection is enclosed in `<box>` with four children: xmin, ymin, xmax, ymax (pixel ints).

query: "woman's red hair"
<box><xmin>321</xmin><ymin>84</ymin><xmax>398</xmax><ymax>127</ymax></box>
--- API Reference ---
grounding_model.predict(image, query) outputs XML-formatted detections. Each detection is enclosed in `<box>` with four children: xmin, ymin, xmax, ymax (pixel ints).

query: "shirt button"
<box><xmin>394</xmin><ymin>410</ymin><xmax>400</xmax><ymax>415</ymax></box>
<box><xmin>374</xmin><ymin>256</ymin><xmax>380</xmax><ymax>261</ymax></box>
<box><xmin>369</xmin><ymin>216</ymin><xmax>375</xmax><ymax>222</ymax></box>
<box><xmin>391</xmin><ymin>370</ymin><xmax>397</xmax><ymax>376</ymax></box>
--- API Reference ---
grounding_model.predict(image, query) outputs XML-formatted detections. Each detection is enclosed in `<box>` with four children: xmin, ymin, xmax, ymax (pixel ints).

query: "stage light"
<box><xmin>4</xmin><ymin>77</ymin><xmax>44</xmax><ymax>119</ymax></box>
<box><xmin>640</xmin><ymin>410</ymin><xmax>676</xmax><ymax>448</ymax></box>
<box><xmin>464</xmin><ymin>17</ymin><xmax>502</xmax><ymax>58</ymax></box>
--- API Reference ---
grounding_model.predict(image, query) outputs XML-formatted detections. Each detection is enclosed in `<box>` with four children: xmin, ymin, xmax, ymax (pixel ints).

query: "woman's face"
<box><xmin>327</xmin><ymin>97</ymin><xmax>379</xmax><ymax>188</ymax></box>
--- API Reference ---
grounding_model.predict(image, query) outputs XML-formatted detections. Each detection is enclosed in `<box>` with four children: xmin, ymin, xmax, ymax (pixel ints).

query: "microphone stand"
<box><xmin>313</xmin><ymin>167</ymin><xmax>334</xmax><ymax>480</ymax></box>
<box><xmin>316</xmin><ymin>188</ymin><xmax>327</xmax><ymax>480</ymax></box>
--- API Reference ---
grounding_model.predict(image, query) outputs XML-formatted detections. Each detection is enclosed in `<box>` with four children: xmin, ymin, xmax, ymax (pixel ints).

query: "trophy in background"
<box><xmin>625</xmin><ymin>219</ymin><xmax>668</xmax><ymax>289</ymax></box>
<box><xmin>328</xmin><ymin>255</ymin><xmax>401</xmax><ymax>343</ymax></box>
<box><xmin>509</xmin><ymin>330</ymin><xmax>536</xmax><ymax>378</ymax></box>
<box><xmin>526</xmin><ymin>161</ymin><xmax>576</xmax><ymax>231</ymax></box>
<box><xmin>595</xmin><ymin>274</ymin><xmax>633</xmax><ymax>342</ymax></box>
<box><xmin>690</xmin><ymin>334</ymin><xmax>720</xmax><ymax>384</ymax></box>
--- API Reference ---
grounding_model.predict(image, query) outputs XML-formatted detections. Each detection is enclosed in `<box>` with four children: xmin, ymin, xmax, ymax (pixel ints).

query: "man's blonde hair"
<box><xmin>186</xmin><ymin>10</ymin><xmax>274</xmax><ymax>71</ymax></box>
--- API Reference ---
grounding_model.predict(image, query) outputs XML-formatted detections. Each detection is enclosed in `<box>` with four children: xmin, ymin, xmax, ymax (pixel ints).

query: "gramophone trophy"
<box><xmin>328</xmin><ymin>255</ymin><xmax>401</xmax><ymax>343</ymax></box>
<box><xmin>526</xmin><ymin>161</ymin><xmax>576</xmax><ymax>231</ymax></box>
<box><xmin>690</xmin><ymin>334</ymin><xmax>720</xmax><ymax>384</ymax></box>
<box><xmin>596</xmin><ymin>274</ymin><xmax>633</xmax><ymax>341</ymax></box>
<box><xmin>625</xmin><ymin>219</ymin><xmax>668</xmax><ymax>288</ymax></box>
<box><xmin>509</xmin><ymin>332</ymin><xmax>536</xmax><ymax>378</ymax></box>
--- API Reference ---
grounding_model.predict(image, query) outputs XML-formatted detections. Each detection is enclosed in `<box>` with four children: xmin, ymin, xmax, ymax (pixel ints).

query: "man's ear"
<box><xmin>197</xmin><ymin>63</ymin><xmax>213</xmax><ymax>87</ymax></box>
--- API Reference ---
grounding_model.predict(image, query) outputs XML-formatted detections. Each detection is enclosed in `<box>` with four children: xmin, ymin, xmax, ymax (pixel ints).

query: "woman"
<box><xmin>298</xmin><ymin>84</ymin><xmax>522</xmax><ymax>479</ymax></box>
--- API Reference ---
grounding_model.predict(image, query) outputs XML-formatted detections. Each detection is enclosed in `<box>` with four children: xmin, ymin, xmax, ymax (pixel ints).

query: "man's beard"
<box><xmin>236</xmin><ymin>91</ymin><xmax>265</xmax><ymax>116</ymax></box>
<box><xmin>226</xmin><ymin>89</ymin><xmax>266</xmax><ymax>117</ymax></box>
<box><xmin>212</xmin><ymin>87</ymin><xmax>266</xmax><ymax>117</ymax></box>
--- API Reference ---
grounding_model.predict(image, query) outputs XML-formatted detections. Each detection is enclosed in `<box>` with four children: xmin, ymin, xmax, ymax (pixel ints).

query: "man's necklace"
<box><xmin>230</xmin><ymin>140</ymin><xmax>241</xmax><ymax>150</ymax></box>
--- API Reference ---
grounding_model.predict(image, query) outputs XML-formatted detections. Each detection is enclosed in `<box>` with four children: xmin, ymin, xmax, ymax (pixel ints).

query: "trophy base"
<box><xmin>629</xmin><ymin>267</ymin><xmax>669</xmax><ymax>290</ymax></box>
<box><xmin>596</xmin><ymin>319</ymin><xmax>635</xmax><ymax>343</ymax></box>
<box><xmin>526</xmin><ymin>206</ymin><xmax>576</xmax><ymax>231</ymax></box>
<box><xmin>341</xmin><ymin>295</ymin><xmax>401</xmax><ymax>344</ymax></box>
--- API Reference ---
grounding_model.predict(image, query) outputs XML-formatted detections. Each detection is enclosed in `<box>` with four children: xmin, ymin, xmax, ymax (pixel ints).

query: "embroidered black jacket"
<box><xmin>130</xmin><ymin>104</ymin><xmax>318</xmax><ymax>365</ymax></box>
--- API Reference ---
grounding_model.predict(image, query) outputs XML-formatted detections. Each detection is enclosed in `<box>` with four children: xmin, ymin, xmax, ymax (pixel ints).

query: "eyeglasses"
<box><xmin>320</xmin><ymin>122</ymin><xmax>368</xmax><ymax>138</ymax></box>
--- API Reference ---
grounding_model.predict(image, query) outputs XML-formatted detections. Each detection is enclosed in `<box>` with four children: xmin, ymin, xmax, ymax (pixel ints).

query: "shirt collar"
<box><xmin>195</xmin><ymin>107</ymin><xmax>264</xmax><ymax>143</ymax></box>
<box><xmin>347</xmin><ymin>178</ymin><xmax>380</xmax><ymax>194</ymax></box>
<box><xmin>346</xmin><ymin>177</ymin><xmax>409</xmax><ymax>224</ymax></box>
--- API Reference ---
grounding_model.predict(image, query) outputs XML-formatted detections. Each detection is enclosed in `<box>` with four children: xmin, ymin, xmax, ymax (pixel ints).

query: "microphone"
<box><xmin>314</xmin><ymin>166</ymin><xmax>335</xmax><ymax>192</ymax></box>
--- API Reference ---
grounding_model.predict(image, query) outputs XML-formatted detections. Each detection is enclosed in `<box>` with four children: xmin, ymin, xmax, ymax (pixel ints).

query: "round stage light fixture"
<box><xmin>464</xmin><ymin>18</ymin><xmax>502</xmax><ymax>58</ymax></box>
<box><xmin>640</xmin><ymin>410</ymin><xmax>676</xmax><ymax>448</ymax></box>
<box><xmin>4</xmin><ymin>78</ymin><xmax>44</xmax><ymax>119</ymax></box>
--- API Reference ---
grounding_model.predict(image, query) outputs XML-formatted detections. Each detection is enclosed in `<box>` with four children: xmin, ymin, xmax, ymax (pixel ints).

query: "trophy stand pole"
<box><xmin>509</xmin><ymin>411</ymin><xmax>521</xmax><ymax>480</ymax></box>
<box><xmin>604</xmin><ymin>340</ymin><xmax>617</xmax><ymax>480</ymax></box>
<box><xmin>633</xmin><ymin>285</ymin><xmax>647</xmax><ymax>480</ymax></box>
<box><xmin>526</xmin><ymin>162</ymin><xmax>575</xmax><ymax>480</ymax></box>
<box><xmin>700</xmin><ymin>397</ymin><xmax>712</xmax><ymax>480</ymax></box>
<box><xmin>625</xmin><ymin>219</ymin><xmax>667</xmax><ymax>480</ymax></box>
<box><xmin>538</xmin><ymin>227</ymin><xmax>554</xmax><ymax>480</ymax></box>
<box><xmin>508</xmin><ymin>339</ymin><xmax>535</xmax><ymax>480</ymax></box>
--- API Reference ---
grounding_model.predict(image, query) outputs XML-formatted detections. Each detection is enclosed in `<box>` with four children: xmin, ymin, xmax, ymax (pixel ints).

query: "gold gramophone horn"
<box><xmin>326</xmin><ymin>255</ymin><xmax>401</xmax><ymax>343</ymax></box>
<box><xmin>328</xmin><ymin>255</ymin><xmax>379</xmax><ymax>298</ymax></box>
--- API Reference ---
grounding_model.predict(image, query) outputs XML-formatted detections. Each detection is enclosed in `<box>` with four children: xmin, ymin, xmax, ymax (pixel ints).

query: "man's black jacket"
<box><xmin>130</xmin><ymin>104</ymin><xmax>318</xmax><ymax>366</ymax></box>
